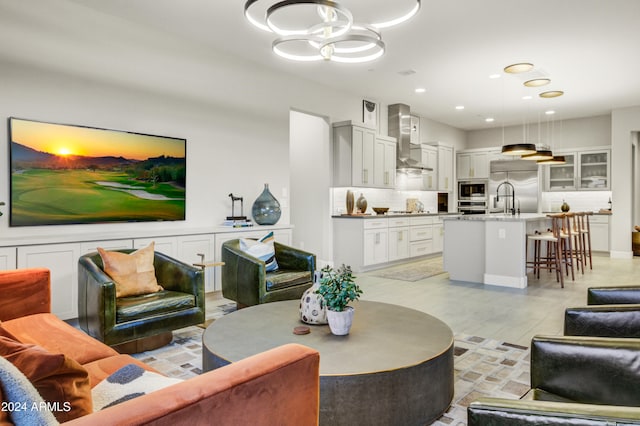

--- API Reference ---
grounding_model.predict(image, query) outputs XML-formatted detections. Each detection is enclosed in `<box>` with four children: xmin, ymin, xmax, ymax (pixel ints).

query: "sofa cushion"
<box><xmin>240</xmin><ymin>231</ymin><xmax>279</xmax><ymax>272</ymax></box>
<box><xmin>0</xmin><ymin>355</ymin><xmax>58</xmax><ymax>426</ymax></box>
<box><xmin>92</xmin><ymin>364</ymin><xmax>182</xmax><ymax>411</ymax></box>
<box><xmin>116</xmin><ymin>290</ymin><xmax>196</xmax><ymax>322</ymax></box>
<box><xmin>98</xmin><ymin>242</ymin><xmax>164</xmax><ymax>298</ymax></box>
<box><xmin>83</xmin><ymin>355</ymin><xmax>160</xmax><ymax>388</ymax></box>
<box><xmin>266</xmin><ymin>270</ymin><xmax>312</xmax><ymax>291</ymax></box>
<box><xmin>0</xmin><ymin>336</ymin><xmax>92</xmax><ymax>422</ymax></box>
<box><xmin>2</xmin><ymin>313</ymin><xmax>118</xmax><ymax>365</ymax></box>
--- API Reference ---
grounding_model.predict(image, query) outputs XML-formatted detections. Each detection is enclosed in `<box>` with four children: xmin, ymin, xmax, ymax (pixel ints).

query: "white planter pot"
<box><xmin>326</xmin><ymin>306</ymin><xmax>354</xmax><ymax>335</ymax></box>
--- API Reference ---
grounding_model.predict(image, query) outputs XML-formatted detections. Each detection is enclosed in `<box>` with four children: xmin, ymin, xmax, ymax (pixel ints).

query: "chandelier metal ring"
<box><xmin>321</xmin><ymin>34</ymin><xmax>385</xmax><ymax>63</ymax></box>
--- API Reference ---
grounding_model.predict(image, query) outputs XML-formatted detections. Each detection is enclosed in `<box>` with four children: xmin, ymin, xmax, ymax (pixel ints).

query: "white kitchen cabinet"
<box><xmin>0</xmin><ymin>247</ymin><xmax>16</xmax><ymax>270</ymax></box>
<box><xmin>18</xmin><ymin>243</ymin><xmax>81</xmax><ymax>320</ymax></box>
<box><xmin>388</xmin><ymin>217</ymin><xmax>410</xmax><ymax>262</ymax></box>
<box><xmin>428</xmin><ymin>142</ymin><xmax>454</xmax><ymax>192</ymax></box>
<box><xmin>363</xmin><ymin>219</ymin><xmax>388</xmax><ymax>266</ymax></box>
<box><xmin>545</xmin><ymin>148</ymin><xmax>610</xmax><ymax>191</ymax></box>
<box><xmin>374</xmin><ymin>135</ymin><xmax>397</xmax><ymax>188</ymax></box>
<box><xmin>457</xmin><ymin>150</ymin><xmax>492</xmax><ymax>180</ymax></box>
<box><xmin>409</xmin><ymin>216</ymin><xmax>434</xmax><ymax>257</ymax></box>
<box><xmin>410</xmin><ymin>144</ymin><xmax>438</xmax><ymax>190</ymax></box>
<box><xmin>333</xmin><ymin>122</ymin><xmax>376</xmax><ymax>187</ymax></box>
<box><xmin>589</xmin><ymin>214</ymin><xmax>610</xmax><ymax>252</ymax></box>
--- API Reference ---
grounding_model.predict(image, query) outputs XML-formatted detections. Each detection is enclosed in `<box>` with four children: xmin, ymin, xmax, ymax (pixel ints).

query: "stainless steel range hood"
<box><xmin>388</xmin><ymin>103</ymin><xmax>432</xmax><ymax>174</ymax></box>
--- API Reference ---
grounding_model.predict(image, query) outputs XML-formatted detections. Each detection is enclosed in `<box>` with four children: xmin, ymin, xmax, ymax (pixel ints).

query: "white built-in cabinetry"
<box><xmin>1</xmin><ymin>225</ymin><xmax>292</xmax><ymax>320</ymax></box>
<box><xmin>332</xmin><ymin>121</ymin><xmax>396</xmax><ymax>189</ymax></box>
<box><xmin>457</xmin><ymin>148</ymin><xmax>500</xmax><ymax>180</ymax></box>
<box><xmin>589</xmin><ymin>214</ymin><xmax>610</xmax><ymax>252</ymax></box>
<box><xmin>427</xmin><ymin>142</ymin><xmax>454</xmax><ymax>192</ymax></box>
<box><xmin>410</xmin><ymin>144</ymin><xmax>438</xmax><ymax>190</ymax></box>
<box><xmin>333</xmin><ymin>215</ymin><xmax>442</xmax><ymax>272</ymax></box>
<box><xmin>544</xmin><ymin>147</ymin><xmax>610</xmax><ymax>191</ymax></box>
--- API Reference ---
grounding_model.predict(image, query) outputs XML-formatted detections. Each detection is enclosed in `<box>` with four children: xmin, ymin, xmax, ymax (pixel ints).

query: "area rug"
<box><xmin>132</xmin><ymin>324</ymin><xmax>530</xmax><ymax>425</ymax></box>
<box><xmin>370</xmin><ymin>257</ymin><xmax>446</xmax><ymax>282</ymax></box>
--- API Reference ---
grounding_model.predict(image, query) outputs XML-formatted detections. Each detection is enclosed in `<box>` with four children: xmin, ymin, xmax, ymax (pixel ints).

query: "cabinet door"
<box><xmin>388</xmin><ymin>227</ymin><xmax>409</xmax><ymax>261</ymax></box>
<box><xmin>0</xmin><ymin>247</ymin><xmax>16</xmax><ymax>270</ymax></box>
<box><xmin>134</xmin><ymin>237</ymin><xmax>178</xmax><ymax>257</ymax></box>
<box><xmin>363</xmin><ymin>229</ymin><xmax>388</xmax><ymax>266</ymax></box>
<box><xmin>80</xmin><ymin>240</ymin><xmax>133</xmax><ymax>254</ymax></box>
<box><xmin>473</xmin><ymin>152</ymin><xmax>490</xmax><ymax>179</ymax></box>
<box><xmin>438</xmin><ymin>146</ymin><xmax>454</xmax><ymax>192</ymax></box>
<box><xmin>432</xmin><ymin>224</ymin><xmax>444</xmax><ymax>253</ymax></box>
<box><xmin>352</xmin><ymin>127</ymin><xmax>376</xmax><ymax>186</ymax></box>
<box><xmin>177</xmin><ymin>234</ymin><xmax>215</xmax><ymax>292</ymax></box>
<box><xmin>546</xmin><ymin>153</ymin><xmax>577</xmax><ymax>191</ymax></box>
<box><xmin>383</xmin><ymin>140</ymin><xmax>396</xmax><ymax>188</ymax></box>
<box><xmin>579</xmin><ymin>150</ymin><xmax>610</xmax><ymax>190</ymax></box>
<box><xmin>457</xmin><ymin>153</ymin><xmax>472</xmax><ymax>179</ymax></box>
<box><xmin>589</xmin><ymin>216</ymin><xmax>610</xmax><ymax>251</ymax></box>
<box><xmin>423</xmin><ymin>148</ymin><xmax>438</xmax><ymax>190</ymax></box>
<box><xmin>18</xmin><ymin>243</ymin><xmax>80</xmax><ymax>320</ymax></box>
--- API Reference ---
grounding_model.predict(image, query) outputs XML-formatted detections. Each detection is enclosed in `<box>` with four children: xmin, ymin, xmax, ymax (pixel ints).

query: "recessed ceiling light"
<box><xmin>504</xmin><ymin>63</ymin><xmax>534</xmax><ymax>73</ymax></box>
<box><xmin>545</xmin><ymin>110</ymin><xmax>556</xmax><ymax>115</ymax></box>
<box><xmin>524</xmin><ymin>78</ymin><xmax>551</xmax><ymax>87</ymax></box>
<box><xmin>489</xmin><ymin>74</ymin><xmax>501</xmax><ymax>79</ymax></box>
<box><xmin>455</xmin><ymin>105</ymin><xmax>465</xmax><ymax>110</ymax></box>
<box><xmin>522</xmin><ymin>95</ymin><xmax>533</xmax><ymax>100</ymax></box>
<box><xmin>415</xmin><ymin>87</ymin><xmax>426</xmax><ymax>93</ymax></box>
<box><xmin>485</xmin><ymin>117</ymin><xmax>494</xmax><ymax>123</ymax></box>
<box><xmin>540</xmin><ymin>90</ymin><xmax>564</xmax><ymax>98</ymax></box>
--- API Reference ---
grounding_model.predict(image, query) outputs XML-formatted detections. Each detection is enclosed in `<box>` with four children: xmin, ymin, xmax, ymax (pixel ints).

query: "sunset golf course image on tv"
<box><xmin>9</xmin><ymin>117</ymin><xmax>186</xmax><ymax>227</ymax></box>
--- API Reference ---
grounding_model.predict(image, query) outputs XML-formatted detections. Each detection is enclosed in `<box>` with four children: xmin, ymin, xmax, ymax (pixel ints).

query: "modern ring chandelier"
<box><xmin>244</xmin><ymin>0</ymin><xmax>421</xmax><ymax>63</ymax></box>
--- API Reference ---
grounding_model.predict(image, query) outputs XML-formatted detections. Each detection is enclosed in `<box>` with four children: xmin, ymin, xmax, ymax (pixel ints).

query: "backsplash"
<box><xmin>331</xmin><ymin>188</ymin><xmax>438</xmax><ymax>215</ymax></box>
<box><xmin>540</xmin><ymin>191</ymin><xmax>612</xmax><ymax>213</ymax></box>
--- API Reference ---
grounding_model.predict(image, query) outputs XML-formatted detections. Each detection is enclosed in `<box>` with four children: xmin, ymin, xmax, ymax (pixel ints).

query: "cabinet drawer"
<box><xmin>363</xmin><ymin>219</ymin><xmax>389</xmax><ymax>230</ymax></box>
<box><xmin>409</xmin><ymin>216</ymin><xmax>434</xmax><ymax>226</ymax></box>
<box><xmin>410</xmin><ymin>226</ymin><xmax>432</xmax><ymax>242</ymax></box>
<box><xmin>388</xmin><ymin>217</ymin><xmax>410</xmax><ymax>228</ymax></box>
<box><xmin>410</xmin><ymin>240</ymin><xmax>433</xmax><ymax>257</ymax></box>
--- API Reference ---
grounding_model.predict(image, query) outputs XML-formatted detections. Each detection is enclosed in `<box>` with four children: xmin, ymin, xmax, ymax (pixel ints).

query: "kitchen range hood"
<box><xmin>388</xmin><ymin>103</ymin><xmax>432</xmax><ymax>174</ymax></box>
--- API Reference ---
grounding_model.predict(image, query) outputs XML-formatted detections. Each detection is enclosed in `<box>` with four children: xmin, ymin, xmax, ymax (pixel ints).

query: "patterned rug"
<box><xmin>131</xmin><ymin>305</ymin><xmax>530</xmax><ymax>425</ymax></box>
<box><xmin>370</xmin><ymin>257</ymin><xmax>446</xmax><ymax>282</ymax></box>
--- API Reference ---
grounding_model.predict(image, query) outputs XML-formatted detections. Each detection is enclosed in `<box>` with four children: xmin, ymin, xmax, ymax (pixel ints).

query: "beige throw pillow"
<box><xmin>98</xmin><ymin>242</ymin><xmax>163</xmax><ymax>298</ymax></box>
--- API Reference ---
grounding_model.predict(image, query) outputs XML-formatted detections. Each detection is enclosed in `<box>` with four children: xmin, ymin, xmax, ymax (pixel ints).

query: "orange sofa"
<box><xmin>0</xmin><ymin>268</ymin><xmax>320</xmax><ymax>425</ymax></box>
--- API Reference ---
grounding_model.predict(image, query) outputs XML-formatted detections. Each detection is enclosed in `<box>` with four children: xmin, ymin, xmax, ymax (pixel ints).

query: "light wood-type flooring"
<box><xmin>208</xmin><ymin>253</ymin><xmax>640</xmax><ymax>347</ymax></box>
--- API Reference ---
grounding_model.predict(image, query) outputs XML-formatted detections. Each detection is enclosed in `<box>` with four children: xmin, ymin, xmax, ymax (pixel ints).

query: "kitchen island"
<box><xmin>442</xmin><ymin>213</ymin><xmax>550</xmax><ymax>288</ymax></box>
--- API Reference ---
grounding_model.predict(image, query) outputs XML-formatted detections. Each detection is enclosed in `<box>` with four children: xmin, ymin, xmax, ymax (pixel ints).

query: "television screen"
<box><xmin>8</xmin><ymin>117</ymin><xmax>186</xmax><ymax>226</ymax></box>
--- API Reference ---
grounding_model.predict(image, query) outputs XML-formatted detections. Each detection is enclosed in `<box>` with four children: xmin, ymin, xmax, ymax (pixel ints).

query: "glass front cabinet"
<box><xmin>545</xmin><ymin>148</ymin><xmax>610</xmax><ymax>191</ymax></box>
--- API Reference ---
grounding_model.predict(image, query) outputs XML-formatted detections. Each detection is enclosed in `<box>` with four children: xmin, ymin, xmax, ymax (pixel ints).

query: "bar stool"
<box><xmin>578</xmin><ymin>212</ymin><xmax>594</xmax><ymax>270</ymax></box>
<box><xmin>557</xmin><ymin>213</ymin><xmax>576</xmax><ymax>282</ymax></box>
<box><xmin>526</xmin><ymin>214</ymin><xmax>564</xmax><ymax>288</ymax></box>
<box><xmin>567</xmin><ymin>212</ymin><xmax>585</xmax><ymax>275</ymax></box>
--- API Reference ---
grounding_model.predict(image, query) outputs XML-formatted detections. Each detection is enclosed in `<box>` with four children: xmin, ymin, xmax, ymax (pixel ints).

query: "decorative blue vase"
<box><xmin>252</xmin><ymin>183</ymin><xmax>281</xmax><ymax>225</ymax></box>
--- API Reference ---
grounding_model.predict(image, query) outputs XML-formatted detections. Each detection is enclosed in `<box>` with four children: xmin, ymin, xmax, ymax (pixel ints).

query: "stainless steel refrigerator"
<box><xmin>489</xmin><ymin>159</ymin><xmax>539</xmax><ymax>213</ymax></box>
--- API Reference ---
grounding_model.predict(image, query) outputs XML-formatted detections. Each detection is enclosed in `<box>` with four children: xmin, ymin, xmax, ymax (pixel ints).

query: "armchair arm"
<box><xmin>468</xmin><ymin>398</ymin><xmax>640</xmax><ymax>426</ymax></box>
<box><xmin>77</xmin><ymin>255</ymin><xmax>117</xmax><ymax>341</ymax></box>
<box><xmin>531</xmin><ymin>335</ymin><xmax>640</xmax><ymax>406</ymax></box>
<box><xmin>0</xmin><ymin>268</ymin><xmax>50</xmax><ymax>321</ymax></box>
<box><xmin>588</xmin><ymin>286</ymin><xmax>640</xmax><ymax>305</ymax></box>
<box><xmin>565</xmin><ymin>305</ymin><xmax>640</xmax><ymax>338</ymax></box>
<box><xmin>221</xmin><ymin>241</ymin><xmax>266</xmax><ymax>306</ymax></box>
<box><xmin>274</xmin><ymin>242</ymin><xmax>315</xmax><ymax>272</ymax></box>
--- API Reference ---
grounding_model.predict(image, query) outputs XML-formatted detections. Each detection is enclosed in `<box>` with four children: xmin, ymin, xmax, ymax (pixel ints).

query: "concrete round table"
<box><xmin>202</xmin><ymin>300</ymin><xmax>454</xmax><ymax>426</ymax></box>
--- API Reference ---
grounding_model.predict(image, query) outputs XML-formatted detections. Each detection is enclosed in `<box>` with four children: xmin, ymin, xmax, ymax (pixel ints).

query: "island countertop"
<box><xmin>442</xmin><ymin>213</ymin><xmax>548</xmax><ymax>222</ymax></box>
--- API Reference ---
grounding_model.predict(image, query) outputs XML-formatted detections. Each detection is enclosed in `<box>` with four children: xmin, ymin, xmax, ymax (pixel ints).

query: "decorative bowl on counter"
<box><xmin>372</xmin><ymin>207</ymin><xmax>389</xmax><ymax>215</ymax></box>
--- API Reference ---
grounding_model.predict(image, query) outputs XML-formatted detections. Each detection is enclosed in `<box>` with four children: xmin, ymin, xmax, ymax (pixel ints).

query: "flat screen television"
<box><xmin>8</xmin><ymin>117</ymin><xmax>186</xmax><ymax>226</ymax></box>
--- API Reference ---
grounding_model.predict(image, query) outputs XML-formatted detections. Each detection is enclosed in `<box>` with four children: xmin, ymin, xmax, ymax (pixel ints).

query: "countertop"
<box><xmin>442</xmin><ymin>213</ymin><xmax>549</xmax><ymax>222</ymax></box>
<box><xmin>332</xmin><ymin>212</ymin><xmax>460</xmax><ymax>219</ymax></box>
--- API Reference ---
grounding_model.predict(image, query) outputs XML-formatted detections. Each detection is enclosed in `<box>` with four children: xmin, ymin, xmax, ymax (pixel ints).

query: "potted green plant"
<box><xmin>315</xmin><ymin>264</ymin><xmax>362</xmax><ymax>335</ymax></box>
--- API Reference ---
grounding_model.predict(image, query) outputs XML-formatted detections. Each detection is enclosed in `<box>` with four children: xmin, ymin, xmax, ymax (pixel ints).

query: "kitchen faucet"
<box><xmin>496</xmin><ymin>181</ymin><xmax>516</xmax><ymax>215</ymax></box>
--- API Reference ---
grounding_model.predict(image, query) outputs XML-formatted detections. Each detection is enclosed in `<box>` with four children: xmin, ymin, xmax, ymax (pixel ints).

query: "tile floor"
<box><xmin>208</xmin><ymin>252</ymin><xmax>640</xmax><ymax>347</ymax></box>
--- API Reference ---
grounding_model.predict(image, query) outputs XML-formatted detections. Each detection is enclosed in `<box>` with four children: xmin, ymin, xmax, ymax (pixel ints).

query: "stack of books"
<box><xmin>221</xmin><ymin>219</ymin><xmax>253</xmax><ymax>228</ymax></box>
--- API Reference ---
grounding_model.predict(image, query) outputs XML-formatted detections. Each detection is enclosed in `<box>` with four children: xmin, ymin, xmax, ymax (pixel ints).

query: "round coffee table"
<box><xmin>202</xmin><ymin>300</ymin><xmax>454</xmax><ymax>426</ymax></box>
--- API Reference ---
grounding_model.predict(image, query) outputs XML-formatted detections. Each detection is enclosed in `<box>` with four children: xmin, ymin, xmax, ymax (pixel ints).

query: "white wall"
<box><xmin>466</xmin><ymin>115</ymin><xmax>612</xmax><ymax>150</ymax></box>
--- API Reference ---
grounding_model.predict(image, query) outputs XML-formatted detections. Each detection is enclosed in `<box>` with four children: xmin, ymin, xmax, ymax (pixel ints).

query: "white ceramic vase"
<box><xmin>299</xmin><ymin>280</ymin><xmax>327</xmax><ymax>325</ymax></box>
<box><xmin>326</xmin><ymin>306</ymin><xmax>354</xmax><ymax>335</ymax></box>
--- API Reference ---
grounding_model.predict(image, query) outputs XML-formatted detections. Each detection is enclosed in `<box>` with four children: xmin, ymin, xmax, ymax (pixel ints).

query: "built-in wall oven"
<box><xmin>458</xmin><ymin>180</ymin><xmax>489</xmax><ymax>215</ymax></box>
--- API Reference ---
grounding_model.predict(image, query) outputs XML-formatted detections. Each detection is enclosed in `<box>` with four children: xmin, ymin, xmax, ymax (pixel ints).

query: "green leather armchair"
<box><xmin>221</xmin><ymin>239</ymin><xmax>315</xmax><ymax>307</ymax></box>
<box><xmin>78</xmin><ymin>250</ymin><xmax>205</xmax><ymax>349</ymax></box>
<box><xmin>565</xmin><ymin>286</ymin><xmax>640</xmax><ymax>338</ymax></box>
<box><xmin>467</xmin><ymin>335</ymin><xmax>640</xmax><ymax>425</ymax></box>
